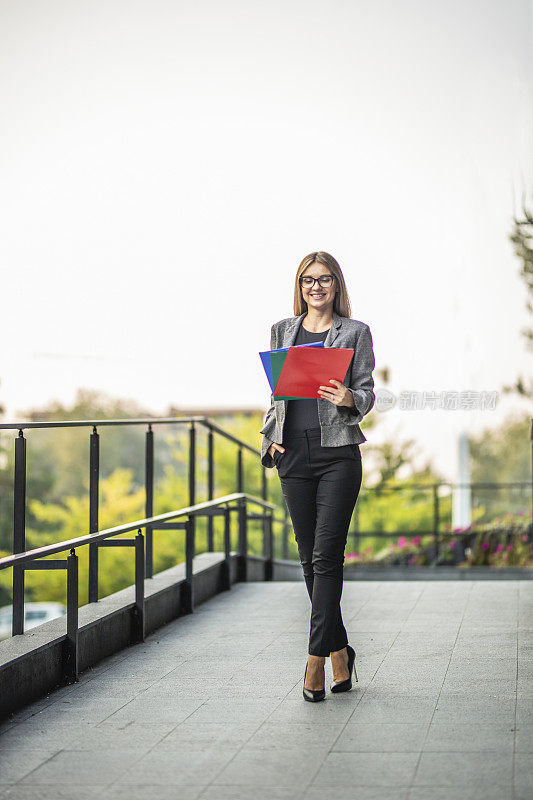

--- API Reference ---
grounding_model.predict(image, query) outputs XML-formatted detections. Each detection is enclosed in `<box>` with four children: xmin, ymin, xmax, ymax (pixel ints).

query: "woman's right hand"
<box><xmin>268</xmin><ymin>443</ymin><xmax>285</xmax><ymax>459</ymax></box>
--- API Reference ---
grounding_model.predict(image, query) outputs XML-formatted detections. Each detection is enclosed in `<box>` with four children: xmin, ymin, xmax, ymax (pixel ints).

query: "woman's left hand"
<box><xmin>317</xmin><ymin>379</ymin><xmax>355</xmax><ymax>408</ymax></box>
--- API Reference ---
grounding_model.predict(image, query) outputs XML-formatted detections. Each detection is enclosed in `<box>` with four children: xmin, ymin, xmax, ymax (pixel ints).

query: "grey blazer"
<box><xmin>260</xmin><ymin>310</ymin><xmax>376</xmax><ymax>469</ymax></box>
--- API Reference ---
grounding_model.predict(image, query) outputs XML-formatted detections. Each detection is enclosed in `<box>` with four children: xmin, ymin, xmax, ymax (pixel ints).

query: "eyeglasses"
<box><xmin>299</xmin><ymin>274</ymin><xmax>335</xmax><ymax>288</ymax></box>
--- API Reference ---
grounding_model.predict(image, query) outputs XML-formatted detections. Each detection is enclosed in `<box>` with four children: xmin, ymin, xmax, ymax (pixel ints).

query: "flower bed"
<box><xmin>344</xmin><ymin>511</ymin><xmax>533</xmax><ymax>569</ymax></box>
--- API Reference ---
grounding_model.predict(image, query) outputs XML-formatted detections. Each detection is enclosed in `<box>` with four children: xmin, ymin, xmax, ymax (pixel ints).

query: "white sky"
<box><xmin>1</xmin><ymin>0</ymin><xmax>532</xmax><ymax>481</ymax></box>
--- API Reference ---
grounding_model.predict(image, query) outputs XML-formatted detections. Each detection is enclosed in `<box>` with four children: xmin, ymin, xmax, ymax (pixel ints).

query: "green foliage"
<box><xmin>469</xmin><ymin>412</ymin><xmax>531</xmax><ymax>521</ymax></box>
<box><xmin>509</xmin><ymin>198</ymin><xmax>533</xmax><ymax>348</ymax></box>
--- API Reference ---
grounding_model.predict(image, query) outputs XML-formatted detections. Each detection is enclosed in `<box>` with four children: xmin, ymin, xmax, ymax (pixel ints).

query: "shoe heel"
<box><xmin>303</xmin><ymin>662</ymin><xmax>326</xmax><ymax>702</ymax></box>
<box><xmin>330</xmin><ymin>644</ymin><xmax>356</xmax><ymax>693</ymax></box>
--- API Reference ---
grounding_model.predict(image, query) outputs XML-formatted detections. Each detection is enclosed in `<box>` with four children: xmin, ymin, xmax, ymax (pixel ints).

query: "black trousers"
<box><xmin>273</xmin><ymin>427</ymin><xmax>362</xmax><ymax>657</ymax></box>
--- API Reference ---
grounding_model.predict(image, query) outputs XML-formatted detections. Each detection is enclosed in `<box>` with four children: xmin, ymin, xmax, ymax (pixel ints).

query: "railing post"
<box><xmin>433</xmin><ymin>484</ymin><xmax>440</xmax><ymax>563</ymax></box>
<box><xmin>261</xmin><ymin>465</ymin><xmax>268</xmax><ymax>562</ymax></box>
<box><xmin>530</xmin><ymin>418</ymin><xmax>533</xmax><ymax>535</ymax></box>
<box><xmin>207</xmin><ymin>429</ymin><xmax>214</xmax><ymax>551</ymax></box>
<box><xmin>64</xmin><ymin>548</ymin><xmax>79</xmax><ymax>683</ymax></box>
<box><xmin>282</xmin><ymin>504</ymin><xmax>289</xmax><ymax>560</ymax></box>
<box><xmin>238</xmin><ymin>497</ymin><xmax>248</xmax><ymax>582</ymax></box>
<box><xmin>182</xmin><ymin>516</ymin><xmax>194</xmax><ymax>614</ymax></box>
<box><xmin>12</xmin><ymin>430</ymin><xmax>26</xmax><ymax>636</ymax></box>
<box><xmin>352</xmin><ymin>498</ymin><xmax>360</xmax><ymax>555</ymax></box>
<box><xmin>88</xmin><ymin>426</ymin><xmax>99</xmax><ymax>602</ymax></box>
<box><xmin>223</xmin><ymin>506</ymin><xmax>231</xmax><ymax>590</ymax></box>
<box><xmin>133</xmin><ymin>529</ymin><xmax>145</xmax><ymax>643</ymax></box>
<box><xmin>145</xmin><ymin>425</ymin><xmax>154</xmax><ymax>579</ymax></box>
<box><xmin>237</xmin><ymin>447</ymin><xmax>243</xmax><ymax>493</ymax></box>
<box><xmin>189</xmin><ymin>423</ymin><xmax>196</xmax><ymax>571</ymax></box>
<box><xmin>264</xmin><ymin>511</ymin><xmax>273</xmax><ymax>581</ymax></box>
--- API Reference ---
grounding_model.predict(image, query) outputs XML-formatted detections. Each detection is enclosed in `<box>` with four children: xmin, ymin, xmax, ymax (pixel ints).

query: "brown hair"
<box><xmin>293</xmin><ymin>251</ymin><xmax>352</xmax><ymax>317</ymax></box>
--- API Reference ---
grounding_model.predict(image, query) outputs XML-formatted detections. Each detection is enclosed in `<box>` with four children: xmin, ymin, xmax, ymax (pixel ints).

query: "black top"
<box><xmin>284</xmin><ymin>324</ymin><xmax>330</xmax><ymax>433</ymax></box>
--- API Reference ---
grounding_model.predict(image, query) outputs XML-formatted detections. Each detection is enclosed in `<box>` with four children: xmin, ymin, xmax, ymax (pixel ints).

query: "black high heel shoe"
<box><xmin>330</xmin><ymin>644</ymin><xmax>358</xmax><ymax>693</ymax></box>
<box><xmin>303</xmin><ymin>662</ymin><xmax>326</xmax><ymax>702</ymax></box>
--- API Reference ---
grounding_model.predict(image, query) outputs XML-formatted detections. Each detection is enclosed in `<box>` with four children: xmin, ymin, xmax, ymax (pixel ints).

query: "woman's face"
<box><xmin>300</xmin><ymin>263</ymin><xmax>336</xmax><ymax>311</ymax></box>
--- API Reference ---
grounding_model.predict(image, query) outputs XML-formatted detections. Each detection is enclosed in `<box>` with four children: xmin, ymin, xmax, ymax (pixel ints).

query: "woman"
<box><xmin>260</xmin><ymin>251</ymin><xmax>375</xmax><ymax>702</ymax></box>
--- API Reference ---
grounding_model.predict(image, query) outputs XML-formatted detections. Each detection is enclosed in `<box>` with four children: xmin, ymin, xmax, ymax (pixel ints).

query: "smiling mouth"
<box><xmin>311</xmin><ymin>294</ymin><xmax>325</xmax><ymax>298</ymax></box>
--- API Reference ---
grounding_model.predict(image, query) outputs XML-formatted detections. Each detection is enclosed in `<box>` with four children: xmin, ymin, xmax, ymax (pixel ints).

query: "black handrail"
<box><xmin>0</xmin><ymin>492</ymin><xmax>275</xmax><ymax>569</ymax></box>
<box><xmin>0</xmin><ymin>417</ymin><xmax>260</xmax><ymax>454</ymax></box>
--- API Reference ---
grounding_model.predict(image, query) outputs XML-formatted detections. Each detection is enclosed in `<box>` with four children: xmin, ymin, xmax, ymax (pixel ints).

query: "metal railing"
<box><xmin>0</xmin><ymin>491</ymin><xmax>276</xmax><ymax>682</ymax></box>
<box><xmin>0</xmin><ymin>417</ymin><xmax>286</xmax><ymax>639</ymax></box>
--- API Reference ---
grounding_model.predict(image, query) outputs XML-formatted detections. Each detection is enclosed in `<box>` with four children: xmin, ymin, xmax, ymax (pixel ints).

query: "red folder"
<box><xmin>274</xmin><ymin>346</ymin><xmax>354</xmax><ymax>399</ymax></box>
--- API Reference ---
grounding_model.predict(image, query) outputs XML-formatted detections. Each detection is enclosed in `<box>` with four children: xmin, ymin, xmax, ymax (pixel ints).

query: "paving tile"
<box><xmin>413</xmin><ymin>751</ymin><xmax>513</xmax><ymax>787</ymax></box>
<box><xmin>304</xmin><ymin>789</ymin><xmax>408</xmax><ymax>800</ymax></box>
<box><xmin>211</xmin><ymin>744</ymin><xmax>327</xmax><ymax>786</ymax></box>
<box><xmin>19</xmin><ymin>749</ymin><xmax>144</xmax><ymax>785</ymax></box>
<box><xmin>515</xmin><ymin>752</ymin><xmax>533</xmax><ymax>796</ymax></box>
<box><xmin>515</xmin><ymin>723</ymin><xmax>533</xmax><ymax>752</ymax></box>
<box><xmin>349</xmin><ymin>693</ymin><xmax>437</xmax><ymax>723</ymax></box>
<box><xmin>1</xmin><ymin>787</ymin><xmax>103</xmax><ymax>800</ymax></box>
<box><xmin>67</xmin><ymin>722</ymin><xmax>177</xmax><ymax>750</ymax></box>
<box><xmin>267</xmin><ymin>693</ymin><xmax>360</xmax><ymax>724</ymax></box>
<box><xmin>333</xmin><ymin>722</ymin><xmax>429</xmax><ymax>752</ymax></box>
<box><xmin>102</xmin><ymin>697</ymin><xmax>206</xmax><ymax>725</ymax></box>
<box><xmin>0</xmin><ymin>721</ymin><xmax>95</xmax><ymax>751</ymax></box>
<box><xmin>156</xmin><ymin>721</ymin><xmax>260</xmax><ymax>750</ymax></box>
<box><xmin>0</xmin><ymin>750</ymin><xmax>62</xmax><ymax>783</ymax></box>
<box><xmin>409</xmin><ymin>790</ymin><xmax>512</xmax><ymax>800</ymax></box>
<box><xmin>243</xmin><ymin>721</ymin><xmax>344</xmax><ymax>750</ymax></box>
<box><xmin>13</xmin><ymin>697</ymin><xmax>131</xmax><ymax>726</ymax></box>
<box><xmin>311</xmin><ymin>751</ymin><xmax>419</xmax><ymax>787</ymax></box>
<box><xmin>423</xmin><ymin>722</ymin><xmax>514</xmax><ymax>752</ymax></box>
<box><xmin>100</xmin><ymin>787</ymin><xmax>204</xmax><ymax>800</ymax></box>
<box><xmin>114</xmin><ymin>747</ymin><xmax>241</xmax><ymax>786</ymax></box>
<box><xmin>202</xmin><ymin>788</ymin><xmax>305</xmax><ymax>800</ymax></box>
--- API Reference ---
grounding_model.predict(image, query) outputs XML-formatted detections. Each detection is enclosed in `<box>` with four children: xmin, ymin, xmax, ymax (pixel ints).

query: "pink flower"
<box><xmin>407</xmin><ymin>555</ymin><xmax>418</xmax><ymax>565</ymax></box>
<box><xmin>518</xmin><ymin>510</ymin><xmax>524</xmax><ymax>517</ymax></box>
<box><xmin>495</xmin><ymin>544</ymin><xmax>503</xmax><ymax>553</ymax></box>
<box><xmin>522</xmin><ymin>534</ymin><xmax>529</xmax><ymax>542</ymax></box>
<box><xmin>507</xmin><ymin>544</ymin><xmax>513</xmax><ymax>552</ymax></box>
<box><xmin>412</xmin><ymin>536</ymin><xmax>421</xmax><ymax>545</ymax></box>
<box><xmin>450</xmin><ymin>540</ymin><xmax>457</xmax><ymax>549</ymax></box>
<box><xmin>481</xmin><ymin>541</ymin><xmax>489</xmax><ymax>550</ymax></box>
<box><xmin>397</xmin><ymin>536</ymin><xmax>407</xmax><ymax>548</ymax></box>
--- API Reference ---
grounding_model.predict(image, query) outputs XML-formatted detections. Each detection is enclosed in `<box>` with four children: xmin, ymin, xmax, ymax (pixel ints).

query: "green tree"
<box><xmin>508</xmin><ymin>195</ymin><xmax>533</xmax><ymax>398</ymax></box>
<box><xmin>469</xmin><ymin>411</ymin><xmax>530</xmax><ymax>521</ymax></box>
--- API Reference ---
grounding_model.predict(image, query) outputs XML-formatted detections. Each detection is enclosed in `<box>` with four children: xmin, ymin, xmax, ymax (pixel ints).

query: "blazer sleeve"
<box><xmin>345</xmin><ymin>323</ymin><xmax>376</xmax><ymax>420</ymax></box>
<box><xmin>259</xmin><ymin>324</ymin><xmax>278</xmax><ymax>469</ymax></box>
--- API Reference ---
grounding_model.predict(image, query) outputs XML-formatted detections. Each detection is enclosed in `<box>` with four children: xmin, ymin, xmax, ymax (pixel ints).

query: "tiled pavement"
<box><xmin>0</xmin><ymin>580</ymin><xmax>532</xmax><ymax>800</ymax></box>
